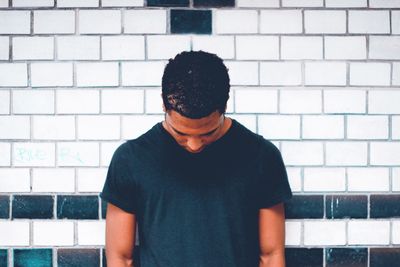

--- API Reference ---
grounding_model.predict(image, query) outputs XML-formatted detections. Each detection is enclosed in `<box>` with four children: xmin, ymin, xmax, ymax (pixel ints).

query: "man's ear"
<box><xmin>162</xmin><ymin>103</ymin><xmax>166</xmax><ymax>112</ymax></box>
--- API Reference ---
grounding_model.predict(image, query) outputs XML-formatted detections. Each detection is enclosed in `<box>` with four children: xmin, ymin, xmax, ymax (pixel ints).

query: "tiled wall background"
<box><xmin>0</xmin><ymin>0</ymin><xmax>400</xmax><ymax>266</ymax></box>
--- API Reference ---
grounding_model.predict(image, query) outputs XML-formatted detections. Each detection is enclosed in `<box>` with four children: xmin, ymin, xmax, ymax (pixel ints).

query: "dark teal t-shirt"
<box><xmin>100</xmin><ymin>118</ymin><xmax>292</xmax><ymax>267</ymax></box>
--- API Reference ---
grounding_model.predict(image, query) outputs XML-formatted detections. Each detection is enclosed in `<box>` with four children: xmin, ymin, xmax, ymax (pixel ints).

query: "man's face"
<box><xmin>163</xmin><ymin>109</ymin><xmax>226</xmax><ymax>154</ymax></box>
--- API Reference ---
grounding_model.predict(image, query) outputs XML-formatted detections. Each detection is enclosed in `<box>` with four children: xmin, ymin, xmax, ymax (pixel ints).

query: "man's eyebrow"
<box><xmin>170</xmin><ymin>124</ymin><xmax>219</xmax><ymax>136</ymax></box>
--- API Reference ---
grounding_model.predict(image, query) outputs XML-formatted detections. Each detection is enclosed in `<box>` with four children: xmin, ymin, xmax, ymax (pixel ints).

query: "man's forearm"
<box><xmin>107</xmin><ymin>256</ymin><xmax>134</xmax><ymax>267</ymax></box>
<box><xmin>259</xmin><ymin>251</ymin><xmax>285</xmax><ymax>267</ymax></box>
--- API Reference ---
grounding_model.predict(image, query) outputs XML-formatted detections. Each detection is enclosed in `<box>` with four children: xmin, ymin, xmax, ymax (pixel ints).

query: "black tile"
<box><xmin>370</xmin><ymin>194</ymin><xmax>400</xmax><ymax>218</ymax></box>
<box><xmin>103</xmin><ymin>246</ymin><xmax>140</xmax><ymax>267</ymax></box>
<box><xmin>171</xmin><ymin>10</ymin><xmax>212</xmax><ymax>34</ymax></box>
<box><xmin>147</xmin><ymin>0</ymin><xmax>189</xmax><ymax>7</ymax></box>
<box><xmin>58</xmin><ymin>249</ymin><xmax>99</xmax><ymax>267</ymax></box>
<box><xmin>101</xmin><ymin>198</ymin><xmax>107</xmax><ymax>219</ymax></box>
<box><xmin>286</xmin><ymin>248</ymin><xmax>323</xmax><ymax>267</ymax></box>
<box><xmin>326</xmin><ymin>247</ymin><xmax>367</xmax><ymax>267</ymax></box>
<box><xmin>57</xmin><ymin>195</ymin><xmax>98</xmax><ymax>219</ymax></box>
<box><xmin>14</xmin><ymin>249</ymin><xmax>53</xmax><ymax>267</ymax></box>
<box><xmin>0</xmin><ymin>195</ymin><xmax>9</xmax><ymax>218</ymax></box>
<box><xmin>194</xmin><ymin>0</ymin><xmax>234</xmax><ymax>7</ymax></box>
<box><xmin>0</xmin><ymin>250</ymin><xmax>7</xmax><ymax>267</ymax></box>
<box><xmin>285</xmin><ymin>195</ymin><xmax>324</xmax><ymax>219</ymax></box>
<box><xmin>326</xmin><ymin>195</ymin><xmax>367</xmax><ymax>219</ymax></box>
<box><xmin>370</xmin><ymin>248</ymin><xmax>400</xmax><ymax>267</ymax></box>
<box><xmin>12</xmin><ymin>195</ymin><xmax>54</xmax><ymax>219</ymax></box>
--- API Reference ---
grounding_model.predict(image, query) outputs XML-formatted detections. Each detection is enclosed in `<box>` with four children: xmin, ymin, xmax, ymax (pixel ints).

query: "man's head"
<box><xmin>161</xmin><ymin>50</ymin><xmax>230</xmax><ymax>119</ymax></box>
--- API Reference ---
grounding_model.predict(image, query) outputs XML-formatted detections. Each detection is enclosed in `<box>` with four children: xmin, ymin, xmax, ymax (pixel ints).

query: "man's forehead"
<box><xmin>165</xmin><ymin>110</ymin><xmax>223</xmax><ymax>132</ymax></box>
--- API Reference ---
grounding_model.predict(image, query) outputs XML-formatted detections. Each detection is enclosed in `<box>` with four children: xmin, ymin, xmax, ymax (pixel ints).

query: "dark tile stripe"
<box><xmin>370</xmin><ymin>248</ymin><xmax>400</xmax><ymax>267</ymax></box>
<box><xmin>147</xmin><ymin>0</ymin><xmax>189</xmax><ymax>7</ymax></box>
<box><xmin>285</xmin><ymin>195</ymin><xmax>324</xmax><ymax>219</ymax></box>
<box><xmin>14</xmin><ymin>249</ymin><xmax>52</xmax><ymax>267</ymax></box>
<box><xmin>57</xmin><ymin>195</ymin><xmax>99</xmax><ymax>219</ymax></box>
<box><xmin>370</xmin><ymin>194</ymin><xmax>400</xmax><ymax>218</ymax></box>
<box><xmin>326</xmin><ymin>247</ymin><xmax>368</xmax><ymax>267</ymax></box>
<box><xmin>0</xmin><ymin>195</ymin><xmax>10</xmax><ymax>218</ymax></box>
<box><xmin>171</xmin><ymin>9</ymin><xmax>212</xmax><ymax>34</ymax></box>
<box><xmin>286</xmin><ymin>248</ymin><xmax>323</xmax><ymax>267</ymax></box>
<box><xmin>326</xmin><ymin>195</ymin><xmax>367</xmax><ymax>219</ymax></box>
<box><xmin>58</xmin><ymin>249</ymin><xmax>99</xmax><ymax>267</ymax></box>
<box><xmin>194</xmin><ymin>0</ymin><xmax>235</xmax><ymax>7</ymax></box>
<box><xmin>12</xmin><ymin>195</ymin><xmax>54</xmax><ymax>219</ymax></box>
<box><xmin>0</xmin><ymin>250</ymin><xmax>7</xmax><ymax>267</ymax></box>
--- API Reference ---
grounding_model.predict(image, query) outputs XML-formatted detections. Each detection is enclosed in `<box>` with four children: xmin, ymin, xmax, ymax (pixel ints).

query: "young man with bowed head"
<box><xmin>100</xmin><ymin>51</ymin><xmax>293</xmax><ymax>267</ymax></box>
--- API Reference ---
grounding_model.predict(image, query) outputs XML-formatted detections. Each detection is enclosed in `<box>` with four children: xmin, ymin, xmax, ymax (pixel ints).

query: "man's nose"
<box><xmin>186</xmin><ymin>137</ymin><xmax>204</xmax><ymax>151</ymax></box>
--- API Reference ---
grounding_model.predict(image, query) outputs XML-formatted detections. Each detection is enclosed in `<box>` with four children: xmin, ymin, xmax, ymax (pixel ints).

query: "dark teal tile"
<box><xmin>57</xmin><ymin>195</ymin><xmax>98</xmax><ymax>219</ymax></box>
<box><xmin>326</xmin><ymin>248</ymin><xmax>367</xmax><ymax>267</ymax></box>
<box><xmin>58</xmin><ymin>249</ymin><xmax>99</xmax><ymax>267</ymax></box>
<box><xmin>285</xmin><ymin>195</ymin><xmax>324</xmax><ymax>219</ymax></box>
<box><xmin>101</xmin><ymin>199</ymin><xmax>107</xmax><ymax>219</ymax></box>
<box><xmin>14</xmin><ymin>249</ymin><xmax>52</xmax><ymax>267</ymax></box>
<box><xmin>0</xmin><ymin>195</ymin><xmax>9</xmax><ymax>218</ymax></box>
<box><xmin>370</xmin><ymin>248</ymin><xmax>400</xmax><ymax>267</ymax></box>
<box><xmin>194</xmin><ymin>0</ymin><xmax>234</xmax><ymax>7</ymax></box>
<box><xmin>0</xmin><ymin>250</ymin><xmax>7</xmax><ymax>267</ymax></box>
<box><xmin>370</xmin><ymin>194</ymin><xmax>400</xmax><ymax>218</ymax></box>
<box><xmin>286</xmin><ymin>248</ymin><xmax>323</xmax><ymax>267</ymax></box>
<box><xmin>147</xmin><ymin>0</ymin><xmax>189</xmax><ymax>7</ymax></box>
<box><xmin>171</xmin><ymin>10</ymin><xmax>212</xmax><ymax>34</ymax></box>
<box><xmin>12</xmin><ymin>195</ymin><xmax>54</xmax><ymax>219</ymax></box>
<box><xmin>326</xmin><ymin>195</ymin><xmax>367</xmax><ymax>219</ymax></box>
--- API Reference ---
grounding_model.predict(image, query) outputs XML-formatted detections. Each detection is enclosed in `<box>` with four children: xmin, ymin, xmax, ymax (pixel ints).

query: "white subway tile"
<box><xmin>57</xmin><ymin>89</ymin><xmax>99</xmax><ymax>114</ymax></box>
<box><xmin>393</xmin><ymin>168</ymin><xmax>400</xmax><ymax>191</ymax></box>
<box><xmin>0</xmin><ymin>142</ymin><xmax>10</xmax><ymax>166</ymax></box>
<box><xmin>0</xmin><ymin>168</ymin><xmax>30</xmax><ymax>192</ymax></box>
<box><xmin>102</xmin><ymin>0</ymin><xmax>143</xmax><ymax>6</ymax></box>
<box><xmin>348</xmin><ymin>167</ymin><xmax>390</xmax><ymax>191</ymax></box>
<box><xmin>57</xmin><ymin>142</ymin><xmax>99</xmax><ymax>166</ymax></box>
<box><xmin>225</xmin><ymin>61</ymin><xmax>258</xmax><ymax>86</ymax></box>
<box><xmin>393</xmin><ymin>116</ymin><xmax>400</xmax><ymax>140</ymax></box>
<box><xmin>13</xmin><ymin>90</ymin><xmax>54</xmax><ymax>114</ymax></box>
<box><xmin>350</xmin><ymin>63</ymin><xmax>390</xmax><ymax>86</ymax></box>
<box><xmin>349</xmin><ymin>10</ymin><xmax>390</xmax><ymax>33</ymax></box>
<box><xmin>102</xmin><ymin>89</ymin><xmax>144</xmax><ymax>114</ymax></box>
<box><xmin>102</xmin><ymin>36</ymin><xmax>145</xmax><ymax>60</ymax></box>
<box><xmin>0</xmin><ymin>63</ymin><xmax>27</xmax><ymax>87</ymax></box>
<box><xmin>101</xmin><ymin>141</ymin><xmax>122</xmax><ymax>167</ymax></box>
<box><xmin>285</xmin><ymin>221</ymin><xmax>301</xmax><ymax>246</ymax></box>
<box><xmin>260</xmin><ymin>62</ymin><xmax>302</xmax><ymax>86</ymax></box>
<box><xmin>324</xmin><ymin>90</ymin><xmax>366</xmax><ymax>114</ymax></box>
<box><xmin>393</xmin><ymin>63</ymin><xmax>400</xmax><ymax>86</ymax></box>
<box><xmin>326</xmin><ymin>0</ymin><xmax>367</xmax><ymax>7</ymax></box>
<box><xmin>57</xmin><ymin>0</ymin><xmax>98</xmax><ymax>7</ymax></box>
<box><xmin>122</xmin><ymin>61</ymin><xmax>165</xmax><ymax>86</ymax></box>
<box><xmin>286</xmin><ymin>167</ymin><xmax>302</xmax><ymax>192</ymax></box>
<box><xmin>124</xmin><ymin>10</ymin><xmax>166</xmax><ymax>34</ymax></box>
<box><xmin>13</xmin><ymin>142</ymin><xmax>55</xmax><ymax>167</ymax></box>
<box><xmin>236</xmin><ymin>36</ymin><xmax>279</xmax><ymax>60</ymax></box>
<box><xmin>369</xmin><ymin>91</ymin><xmax>400</xmax><ymax>114</ymax></box>
<box><xmin>304</xmin><ymin>167</ymin><xmax>346</xmax><ymax>191</ymax></box>
<box><xmin>0</xmin><ymin>116</ymin><xmax>30</xmax><ymax>139</ymax></box>
<box><xmin>0</xmin><ymin>221</ymin><xmax>30</xmax><ymax>246</ymax></box>
<box><xmin>284</xmin><ymin>0</ymin><xmax>322</xmax><ymax>6</ymax></box>
<box><xmin>192</xmin><ymin>36</ymin><xmax>234</xmax><ymax>59</ymax></box>
<box><xmin>235</xmin><ymin>89</ymin><xmax>278</xmax><ymax>113</ymax></box>
<box><xmin>33</xmin><ymin>115</ymin><xmax>75</xmax><ymax>140</ymax></box>
<box><xmin>57</xmin><ymin>36</ymin><xmax>100</xmax><ymax>60</ymax></box>
<box><xmin>369</xmin><ymin>36</ymin><xmax>400</xmax><ymax>60</ymax></box>
<box><xmin>393</xmin><ymin>221</ymin><xmax>400</xmax><ymax>244</ymax></box>
<box><xmin>31</xmin><ymin>62</ymin><xmax>73</xmax><ymax>87</ymax></box>
<box><xmin>280</xmin><ymin>90</ymin><xmax>322</xmax><ymax>114</ymax></box>
<box><xmin>0</xmin><ymin>90</ymin><xmax>9</xmax><ymax>114</ymax></box>
<box><xmin>281</xmin><ymin>36</ymin><xmax>322</xmax><ymax>60</ymax></box>
<box><xmin>0</xmin><ymin>11</ymin><xmax>30</xmax><ymax>34</ymax></box>
<box><xmin>77</xmin><ymin>168</ymin><xmax>107</xmax><ymax>192</ymax></box>
<box><xmin>260</xmin><ymin>10</ymin><xmax>302</xmax><ymax>34</ymax></box>
<box><xmin>304</xmin><ymin>221</ymin><xmax>346</xmax><ymax>245</ymax></box>
<box><xmin>303</xmin><ymin>115</ymin><xmax>344</xmax><ymax>139</ymax></box>
<box><xmin>305</xmin><ymin>10</ymin><xmax>346</xmax><ymax>34</ymax></box>
<box><xmin>0</xmin><ymin>36</ymin><xmax>9</xmax><ymax>60</ymax></box>
<box><xmin>215</xmin><ymin>10</ymin><xmax>258</xmax><ymax>34</ymax></box>
<box><xmin>370</xmin><ymin>0</ymin><xmax>400</xmax><ymax>8</ymax></box>
<box><xmin>326</xmin><ymin>142</ymin><xmax>368</xmax><ymax>166</ymax></box>
<box><xmin>77</xmin><ymin>115</ymin><xmax>120</xmax><ymax>140</ymax></box>
<box><xmin>145</xmin><ymin>89</ymin><xmax>163</xmax><ymax>114</ymax></box>
<box><xmin>13</xmin><ymin>0</ymin><xmax>54</xmax><ymax>7</ymax></box>
<box><xmin>305</xmin><ymin>62</ymin><xmax>347</xmax><ymax>86</ymax></box>
<box><xmin>79</xmin><ymin>10</ymin><xmax>121</xmax><ymax>34</ymax></box>
<box><xmin>370</xmin><ymin>142</ymin><xmax>400</xmax><ymax>165</ymax></box>
<box><xmin>0</xmin><ymin>0</ymin><xmax>8</xmax><ymax>6</ymax></box>
<box><xmin>122</xmin><ymin>115</ymin><xmax>163</xmax><ymax>140</ymax></box>
<box><xmin>348</xmin><ymin>221</ymin><xmax>390</xmax><ymax>245</ymax></box>
<box><xmin>32</xmin><ymin>168</ymin><xmax>75</xmax><ymax>193</ymax></box>
<box><xmin>393</xmin><ymin>11</ymin><xmax>400</xmax><ymax>34</ymax></box>
<box><xmin>230</xmin><ymin>114</ymin><xmax>257</xmax><ymax>133</ymax></box>
<box><xmin>76</xmin><ymin>62</ymin><xmax>119</xmax><ymax>87</ymax></box>
<box><xmin>34</xmin><ymin>10</ymin><xmax>75</xmax><ymax>34</ymax></box>
<box><xmin>13</xmin><ymin>37</ymin><xmax>54</xmax><ymax>60</ymax></box>
<box><xmin>281</xmin><ymin>141</ymin><xmax>324</xmax><ymax>166</ymax></box>
<box><xmin>347</xmin><ymin>115</ymin><xmax>388</xmax><ymax>139</ymax></box>
<box><xmin>325</xmin><ymin>36</ymin><xmax>366</xmax><ymax>60</ymax></box>
<box><xmin>147</xmin><ymin>35</ymin><xmax>191</xmax><ymax>60</ymax></box>
<box><xmin>33</xmin><ymin>221</ymin><xmax>74</xmax><ymax>246</ymax></box>
<box><xmin>258</xmin><ymin>115</ymin><xmax>300</xmax><ymax>140</ymax></box>
<box><xmin>78</xmin><ymin>221</ymin><xmax>105</xmax><ymax>245</ymax></box>
<box><xmin>237</xmin><ymin>0</ymin><xmax>279</xmax><ymax>7</ymax></box>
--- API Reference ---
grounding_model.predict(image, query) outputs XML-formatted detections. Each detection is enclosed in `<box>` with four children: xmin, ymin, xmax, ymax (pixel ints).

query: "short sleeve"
<box><xmin>100</xmin><ymin>142</ymin><xmax>138</xmax><ymax>214</ymax></box>
<box><xmin>256</xmin><ymin>139</ymin><xmax>293</xmax><ymax>209</ymax></box>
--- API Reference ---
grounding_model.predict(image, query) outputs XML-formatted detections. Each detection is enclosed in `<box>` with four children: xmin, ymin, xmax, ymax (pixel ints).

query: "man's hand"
<box><xmin>259</xmin><ymin>203</ymin><xmax>286</xmax><ymax>267</ymax></box>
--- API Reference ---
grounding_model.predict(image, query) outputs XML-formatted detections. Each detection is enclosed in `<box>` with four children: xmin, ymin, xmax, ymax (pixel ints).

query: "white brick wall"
<box><xmin>77</xmin><ymin>115</ymin><xmax>120</xmax><ymax>140</ymax></box>
<box><xmin>0</xmin><ymin>90</ymin><xmax>10</xmax><ymax>114</ymax></box>
<box><xmin>347</xmin><ymin>115</ymin><xmax>388</xmax><ymax>139</ymax></box>
<box><xmin>79</xmin><ymin>10</ymin><xmax>121</xmax><ymax>34</ymax></box>
<box><xmin>0</xmin><ymin>116</ymin><xmax>30</xmax><ymax>139</ymax></box>
<box><xmin>324</xmin><ymin>37</ymin><xmax>366</xmax><ymax>60</ymax></box>
<box><xmin>369</xmin><ymin>91</ymin><xmax>400</xmax><ymax>114</ymax></box>
<box><xmin>0</xmin><ymin>142</ymin><xmax>11</xmax><ymax>166</ymax></box>
<box><xmin>57</xmin><ymin>89</ymin><xmax>100</xmax><ymax>114</ymax></box>
<box><xmin>236</xmin><ymin>36</ymin><xmax>279</xmax><ymax>60</ymax></box>
<box><xmin>260</xmin><ymin>10</ymin><xmax>302</xmax><ymax>33</ymax></box>
<box><xmin>324</xmin><ymin>90</ymin><xmax>366</xmax><ymax>114</ymax></box>
<box><xmin>234</xmin><ymin>89</ymin><xmax>277</xmax><ymax>113</ymax></box>
<box><xmin>0</xmin><ymin>168</ymin><xmax>30</xmax><ymax>192</ymax></box>
<box><xmin>32</xmin><ymin>168</ymin><xmax>75</xmax><ymax>193</ymax></box>
<box><xmin>124</xmin><ymin>10</ymin><xmax>167</xmax><ymax>34</ymax></box>
<box><xmin>0</xmin><ymin>11</ymin><xmax>30</xmax><ymax>34</ymax></box>
<box><xmin>302</xmin><ymin>115</ymin><xmax>344</xmax><ymax>139</ymax></box>
<box><xmin>304</xmin><ymin>11</ymin><xmax>346</xmax><ymax>34</ymax></box>
<box><xmin>77</xmin><ymin>221</ymin><xmax>105</xmax><ymax>245</ymax></box>
<box><xmin>13</xmin><ymin>142</ymin><xmax>55</xmax><ymax>167</ymax></box>
<box><xmin>76</xmin><ymin>62</ymin><xmax>119</xmax><ymax>87</ymax></box>
<box><xmin>13</xmin><ymin>37</ymin><xmax>54</xmax><ymax>60</ymax></box>
<box><xmin>260</xmin><ymin>62</ymin><xmax>302</xmax><ymax>85</ymax></box>
<box><xmin>370</xmin><ymin>142</ymin><xmax>400</xmax><ymax>165</ymax></box>
<box><xmin>0</xmin><ymin>222</ymin><xmax>30</xmax><ymax>246</ymax></box>
<box><xmin>122</xmin><ymin>61</ymin><xmax>165</xmax><ymax>86</ymax></box>
<box><xmin>281</xmin><ymin>37</ymin><xmax>322</xmax><ymax>60</ymax></box>
<box><xmin>215</xmin><ymin>10</ymin><xmax>258</xmax><ymax>34</ymax></box>
<box><xmin>348</xmin><ymin>221</ymin><xmax>390</xmax><ymax>245</ymax></box>
<box><xmin>34</xmin><ymin>10</ymin><xmax>75</xmax><ymax>34</ymax></box>
<box><xmin>347</xmin><ymin>167</ymin><xmax>390</xmax><ymax>191</ymax></box>
<box><xmin>33</xmin><ymin>221</ymin><xmax>74</xmax><ymax>246</ymax></box>
<box><xmin>77</xmin><ymin>168</ymin><xmax>107</xmax><ymax>192</ymax></box>
<box><xmin>281</xmin><ymin>141</ymin><xmax>324</xmax><ymax>166</ymax></box>
<box><xmin>13</xmin><ymin>90</ymin><xmax>55</xmax><ymax>114</ymax></box>
<box><xmin>57</xmin><ymin>36</ymin><xmax>100</xmax><ymax>60</ymax></box>
<box><xmin>33</xmin><ymin>115</ymin><xmax>75</xmax><ymax>140</ymax></box>
<box><xmin>31</xmin><ymin>63</ymin><xmax>73</xmax><ymax>87</ymax></box>
<box><xmin>280</xmin><ymin>90</ymin><xmax>322</xmax><ymax>114</ymax></box>
<box><xmin>305</xmin><ymin>62</ymin><xmax>346</xmax><ymax>86</ymax></box>
<box><xmin>0</xmin><ymin>63</ymin><xmax>27</xmax><ymax>87</ymax></box>
<box><xmin>0</xmin><ymin>36</ymin><xmax>9</xmax><ymax>60</ymax></box>
<box><xmin>192</xmin><ymin>36</ymin><xmax>234</xmax><ymax>59</ymax></box>
<box><xmin>350</xmin><ymin>63</ymin><xmax>391</xmax><ymax>86</ymax></box>
<box><xmin>102</xmin><ymin>89</ymin><xmax>144</xmax><ymax>114</ymax></box>
<box><xmin>326</xmin><ymin>142</ymin><xmax>368</xmax><ymax>166</ymax></box>
<box><xmin>304</xmin><ymin>221</ymin><xmax>346</xmax><ymax>245</ymax></box>
<box><xmin>349</xmin><ymin>10</ymin><xmax>390</xmax><ymax>33</ymax></box>
<box><xmin>58</xmin><ymin>142</ymin><xmax>99</xmax><ymax>166</ymax></box>
<box><xmin>147</xmin><ymin>35</ymin><xmax>191</xmax><ymax>60</ymax></box>
<box><xmin>304</xmin><ymin>167</ymin><xmax>346</xmax><ymax>191</ymax></box>
<box><xmin>102</xmin><ymin>36</ymin><xmax>145</xmax><ymax>60</ymax></box>
<box><xmin>258</xmin><ymin>115</ymin><xmax>300</xmax><ymax>139</ymax></box>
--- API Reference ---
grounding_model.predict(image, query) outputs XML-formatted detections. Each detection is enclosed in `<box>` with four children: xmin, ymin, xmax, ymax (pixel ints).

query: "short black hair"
<box><xmin>161</xmin><ymin>50</ymin><xmax>230</xmax><ymax>119</ymax></box>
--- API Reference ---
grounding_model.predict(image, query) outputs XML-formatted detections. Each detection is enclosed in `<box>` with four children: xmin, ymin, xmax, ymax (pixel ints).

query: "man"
<box><xmin>100</xmin><ymin>51</ymin><xmax>293</xmax><ymax>267</ymax></box>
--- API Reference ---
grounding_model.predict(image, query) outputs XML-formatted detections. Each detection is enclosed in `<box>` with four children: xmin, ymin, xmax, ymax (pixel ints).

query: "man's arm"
<box><xmin>259</xmin><ymin>202</ymin><xmax>286</xmax><ymax>267</ymax></box>
<box><xmin>105</xmin><ymin>203</ymin><xmax>136</xmax><ymax>267</ymax></box>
